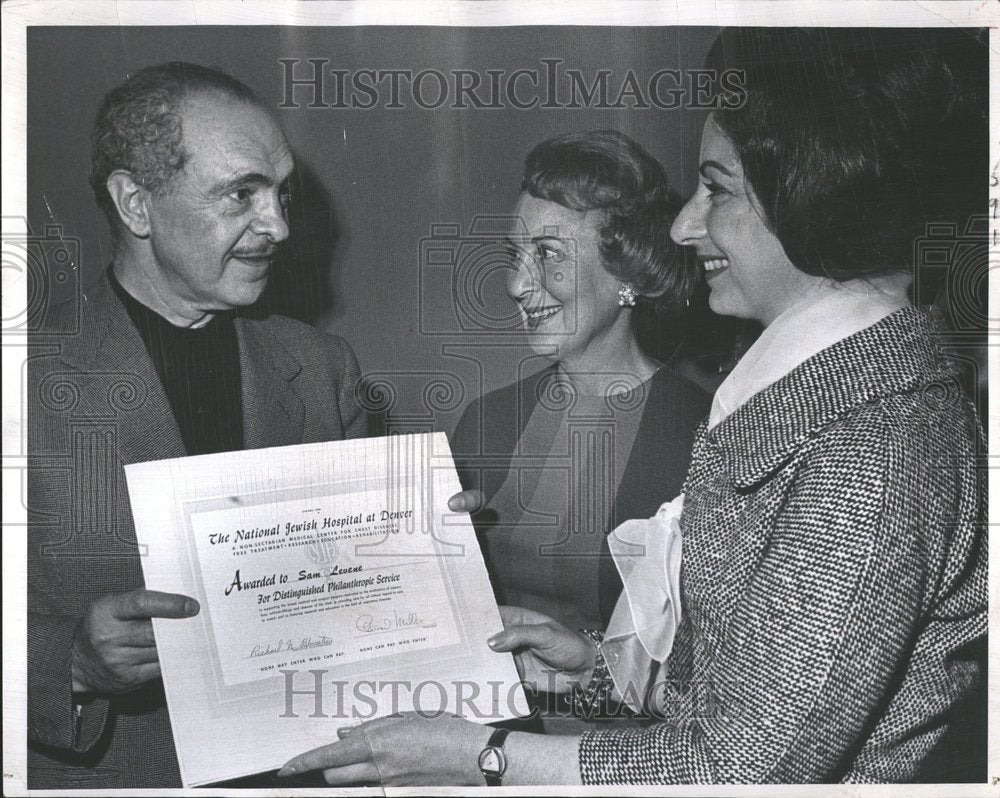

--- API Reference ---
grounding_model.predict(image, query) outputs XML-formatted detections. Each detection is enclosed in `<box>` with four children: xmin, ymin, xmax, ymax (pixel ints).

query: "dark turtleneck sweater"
<box><xmin>109</xmin><ymin>269</ymin><xmax>243</xmax><ymax>455</ymax></box>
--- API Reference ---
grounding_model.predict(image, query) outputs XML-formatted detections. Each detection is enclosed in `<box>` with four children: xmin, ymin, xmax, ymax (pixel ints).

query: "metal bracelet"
<box><xmin>571</xmin><ymin>628</ymin><xmax>614</xmax><ymax>717</ymax></box>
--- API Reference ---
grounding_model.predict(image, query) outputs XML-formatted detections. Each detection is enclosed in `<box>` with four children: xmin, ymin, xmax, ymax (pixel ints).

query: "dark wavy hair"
<box><xmin>706</xmin><ymin>28</ymin><xmax>987</xmax><ymax>283</ymax></box>
<box><xmin>521</xmin><ymin>129</ymin><xmax>695</xmax><ymax>306</ymax></box>
<box><xmin>90</xmin><ymin>61</ymin><xmax>264</xmax><ymax>237</ymax></box>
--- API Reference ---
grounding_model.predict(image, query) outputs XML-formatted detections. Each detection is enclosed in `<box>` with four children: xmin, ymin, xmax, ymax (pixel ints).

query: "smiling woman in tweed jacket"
<box><xmin>279</xmin><ymin>28</ymin><xmax>988</xmax><ymax>786</ymax></box>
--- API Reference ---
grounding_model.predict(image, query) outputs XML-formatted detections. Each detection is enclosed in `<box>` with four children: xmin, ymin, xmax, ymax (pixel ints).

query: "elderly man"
<box><xmin>27</xmin><ymin>62</ymin><xmax>366</xmax><ymax>788</ymax></box>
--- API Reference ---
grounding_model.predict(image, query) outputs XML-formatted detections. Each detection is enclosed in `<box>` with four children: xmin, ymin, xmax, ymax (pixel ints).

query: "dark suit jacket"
<box><xmin>27</xmin><ymin>272</ymin><xmax>367</xmax><ymax>789</ymax></box>
<box><xmin>450</xmin><ymin>364</ymin><xmax>710</xmax><ymax>626</ymax></box>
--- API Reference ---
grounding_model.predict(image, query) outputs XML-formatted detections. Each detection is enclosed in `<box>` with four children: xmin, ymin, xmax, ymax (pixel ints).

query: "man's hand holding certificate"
<box><xmin>125</xmin><ymin>432</ymin><xmax>527</xmax><ymax>787</ymax></box>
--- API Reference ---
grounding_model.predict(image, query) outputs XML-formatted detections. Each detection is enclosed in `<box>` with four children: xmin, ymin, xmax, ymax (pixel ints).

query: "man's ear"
<box><xmin>105</xmin><ymin>170</ymin><xmax>153</xmax><ymax>238</ymax></box>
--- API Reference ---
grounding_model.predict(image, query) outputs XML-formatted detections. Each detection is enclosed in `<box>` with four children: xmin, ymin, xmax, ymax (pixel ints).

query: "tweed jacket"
<box><xmin>578</xmin><ymin>308</ymin><xmax>987</xmax><ymax>783</ymax></box>
<box><xmin>27</xmin><ymin>272</ymin><xmax>367</xmax><ymax>789</ymax></box>
<box><xmin>451</xmin><ymin>363</ymin><xmax>710</xmax><ymax>626</ymax></box>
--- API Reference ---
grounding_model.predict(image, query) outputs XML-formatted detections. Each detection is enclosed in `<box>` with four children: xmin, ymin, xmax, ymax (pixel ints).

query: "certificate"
<box><xmin>125</xmin><ymin>432</ymin><xmax>528</xmax><ymax>787</ymax></box>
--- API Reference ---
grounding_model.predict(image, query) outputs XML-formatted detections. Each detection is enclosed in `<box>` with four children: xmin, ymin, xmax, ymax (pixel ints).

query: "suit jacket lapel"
<box><xmin>61</xmin><ymin>274</ymin><xmax>187</xmax><ymax>466</ymax></box>
<box><xmin>61</xmin><ymin>274</ymin><xmax>308</xmax><ymax>462</ymax></box>
<box><xmin>236</xmin><ymin>318</ymin><xmax>304</xmax><ymax>450</ymax></box>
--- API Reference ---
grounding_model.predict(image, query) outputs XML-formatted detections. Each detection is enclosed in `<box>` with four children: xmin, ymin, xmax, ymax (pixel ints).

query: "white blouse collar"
<box><xmin>708</xmin><ymin>276</ymin><xmax>911</xmax><ymax>431</ymax></box>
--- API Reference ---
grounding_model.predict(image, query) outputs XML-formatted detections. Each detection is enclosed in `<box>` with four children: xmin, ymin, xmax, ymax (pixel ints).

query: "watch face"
<box><xmin>478</xmin><ymin>746</ymin><xmax>506</xmax><ymax>776</ymax></box>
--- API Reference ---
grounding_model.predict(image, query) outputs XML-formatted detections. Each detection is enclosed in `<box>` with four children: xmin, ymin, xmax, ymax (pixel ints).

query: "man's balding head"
<box><xmin>94</xmin><ymin>63</ymin><xmax>294</xmax><ymax>325</ymax></box>
<box><xmin>90</xmin><ymin>61</ymin><xmax>268</xmax><ymax>239</ymax></box>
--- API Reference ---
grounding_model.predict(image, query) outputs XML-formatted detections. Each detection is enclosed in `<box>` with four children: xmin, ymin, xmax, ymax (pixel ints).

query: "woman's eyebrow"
<box><xmin>502</xmin><ymin>234</ymin><xmax>567</xmax><ymax>249</ymax></box>
<box><xmin>699</xmin><ymin>160</ymin><xmax>735</xmax><ymax>178</ymax></box>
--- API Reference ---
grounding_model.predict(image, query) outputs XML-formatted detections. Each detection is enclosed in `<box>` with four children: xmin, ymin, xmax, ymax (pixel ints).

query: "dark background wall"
<box><xmin>28</xmin><ymin>26</ymin><xmax>727</xmax><ymax>433</ymax></box>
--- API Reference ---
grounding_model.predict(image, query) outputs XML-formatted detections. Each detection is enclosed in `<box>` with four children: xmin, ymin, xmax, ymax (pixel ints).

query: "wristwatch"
<box><xmin>477</xmin><ymin>727</ymin><xmax>510</xmax><ymax>786</ymax></box>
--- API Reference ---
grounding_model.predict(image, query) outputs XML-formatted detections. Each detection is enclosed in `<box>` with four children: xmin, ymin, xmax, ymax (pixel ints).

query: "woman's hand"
<box><xmin>277</xmin><ymin>714</ymin><xmax>492</xmax><ymax>786</ymax></box>
<box><xmin>488</xmin><ymin>606</ymin><xmax>596</xmax><ymax>694</ymax></box>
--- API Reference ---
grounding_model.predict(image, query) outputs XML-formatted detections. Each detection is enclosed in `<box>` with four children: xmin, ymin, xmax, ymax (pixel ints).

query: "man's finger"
<box><xmin>120</xmin><ymin>619</ymin><xmax>157</xmax><ymax>647</ymax></box>
<box><xmin>123</xmin><ymin>644</ymin><xmax>161</xmax><ymax>665</ymax></box>
<box><xmin>114</xmin><ymin>590</ymin><xmax>200</xmax><ymax>620</ymax></box>
<box><xmin>487</xmin><ymin>623</ymin><xmax>554</xmax><ymax>653</ymax></box>
<box><xmin>447</xmin><ymin>489</ymin><xmax>485</xmax><ymax>513</ymax></box>
<box><xmin>130</xmin><ymin>661</ymin><xmax>161</xmax><ymax>686</ymax></box>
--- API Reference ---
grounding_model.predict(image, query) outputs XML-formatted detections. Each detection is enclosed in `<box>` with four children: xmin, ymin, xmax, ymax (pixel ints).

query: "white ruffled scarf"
<box><xmin>603</xmin><ymin>277</ymin><xmax>910</xmax><ymax>710</ymax></box>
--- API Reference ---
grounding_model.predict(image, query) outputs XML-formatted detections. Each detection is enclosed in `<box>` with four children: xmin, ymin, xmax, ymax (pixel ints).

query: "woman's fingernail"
<box><xmin>184</xmin><ymin>599</ymin><xmax>199</xmax><ymax>615</ymax></box>
<box><xmin>487</xmin><ymin>633</ymin><xmax>503</xmax><ymax>649</ymax></box>
<box><xmin>276</xmin><ymin>766</ymin><xmax>296</xmax><ymax>777</ymax></box>
<box><xmin>337</xmin><ymin>725</ymin><xmax>354</xmax><ymax>738</ymax></box>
